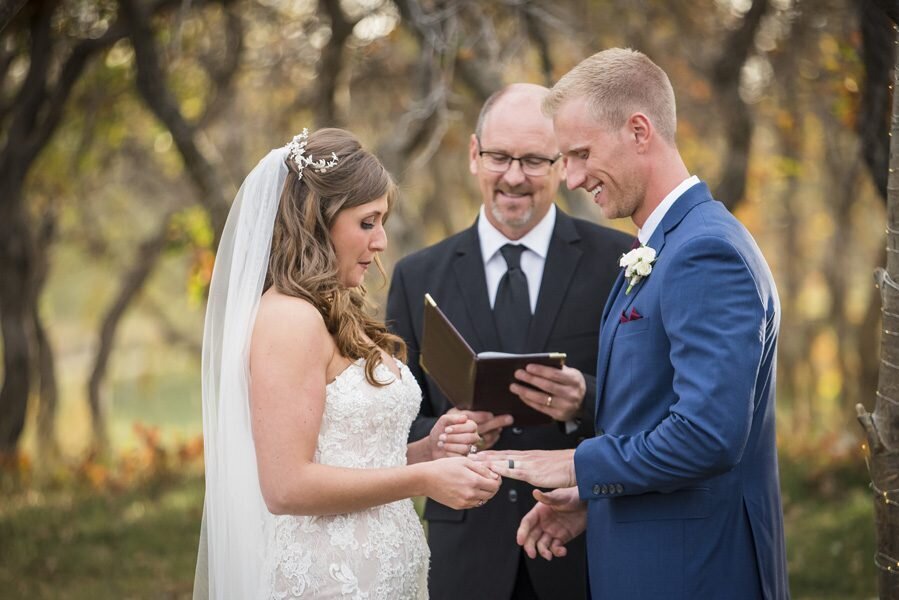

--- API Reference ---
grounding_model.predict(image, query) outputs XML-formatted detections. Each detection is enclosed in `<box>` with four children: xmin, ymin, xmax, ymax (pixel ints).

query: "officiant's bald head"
<box><xmin>469</xmin><ymin>83</ymin><xmax>564</xmax><ymax>241</ymax></box>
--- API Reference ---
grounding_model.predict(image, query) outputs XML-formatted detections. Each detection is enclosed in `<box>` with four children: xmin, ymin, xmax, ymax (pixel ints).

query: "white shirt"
<box><xmin>478</xmin><ymin>204</ymin><xmax>557</xmax><ymax>313</ymax></box>
<box><xmin>637</xmin><ymin>175</ymin><xmax>700</xmax><ymax>244</ymax></box>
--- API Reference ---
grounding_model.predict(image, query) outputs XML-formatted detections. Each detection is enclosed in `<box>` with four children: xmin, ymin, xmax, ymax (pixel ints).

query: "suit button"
<box><xmin>508</xmin><ymin>489</ymin><xmax>518</xmax><ymax>503</ymax></box>
<box><xmin>616</xmin><ymin>484</ymin><xmax>624</xmax><ymax>494</ymax></box>
<box><xmin>592</xmin><ymin>485</ymin><xmax>601</xmax><ymax>496</ymax></box>
<box><xmin>511</xmin><ymin>427</ymin><xmax>523</xmax><ymax>435</ymax></box>
<box><xmin>600</xmin><ymin>485</ymin><xmax>608</xmax><ymax>495</ymax></box>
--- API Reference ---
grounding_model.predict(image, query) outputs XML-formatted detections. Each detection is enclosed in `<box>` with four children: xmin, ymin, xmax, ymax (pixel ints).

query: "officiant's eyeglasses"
<box><xmin>476</xmin><ymin>138</ymin><xmax>562</xmax><ymax>177</ymax></box>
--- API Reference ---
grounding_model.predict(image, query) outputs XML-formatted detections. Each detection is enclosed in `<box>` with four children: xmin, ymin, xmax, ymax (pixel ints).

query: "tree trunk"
<box><xmin>0</xmin><ymin>182</ymin><xmax>34</xmax><ymax>458</ymax></box>
<box><xmin>87</xmin><ymin>215</ymin><xmax>173</xmax><ymax>455</ymax></box>
<box><xmin>857</xmin><ymin>28</ymin><xmax>899</xmax><ymax>598</ymax></box>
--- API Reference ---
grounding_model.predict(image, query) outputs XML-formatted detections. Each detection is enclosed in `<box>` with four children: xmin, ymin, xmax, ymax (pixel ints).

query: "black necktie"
<box><xmin>494</xmin><ymin>244</ymin><xmax>531</xmax><ymax>353</ymax></box>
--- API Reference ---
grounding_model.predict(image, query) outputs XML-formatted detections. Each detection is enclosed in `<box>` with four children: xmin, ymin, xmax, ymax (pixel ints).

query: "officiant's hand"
<box><xmin>447</xmin><ymin>408</ymin><xmax>514</xmax><ymax>452</ymax></box>
<box><xmin>518</xmin><ymin>486</ymin><xmax>587</xmax><ymax>560</ymax></box>
<box><xmin>475</xmin><ymin>448</ymin><xmax>576</xmax><ymax>489</ymax></box>
<box><xmin>510</xmin><ymin>364</ymin><xmax>586</xmax><ymax>422</ymax></box>
<box><xmin>429</xmin><ymin>413</ymin><xmax>481</xmax><ymax>459</ymax></box>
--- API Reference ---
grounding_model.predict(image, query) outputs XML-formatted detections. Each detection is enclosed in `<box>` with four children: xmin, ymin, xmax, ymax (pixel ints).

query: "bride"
<box><xmin>195</xmin><ymin>128</ymin><xmax>501</xmax><ymax>599</ymax></box>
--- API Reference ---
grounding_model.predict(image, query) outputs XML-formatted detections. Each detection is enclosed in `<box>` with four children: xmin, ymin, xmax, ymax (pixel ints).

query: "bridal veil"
<box><xmin>194</xmin><ymin>147</ymin><xmax>288</xmax><ymax>599</ymax></box>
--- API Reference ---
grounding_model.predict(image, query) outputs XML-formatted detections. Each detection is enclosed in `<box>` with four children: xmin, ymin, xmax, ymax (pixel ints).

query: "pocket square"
<box><xmin>619</xmin><ymin>308</ymin><xmax>642</xmax><ymax>323</ymax></box>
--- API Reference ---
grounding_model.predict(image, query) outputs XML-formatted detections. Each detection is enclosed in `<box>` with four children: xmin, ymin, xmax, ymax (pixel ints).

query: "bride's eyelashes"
<box><xmin>361</xmin><ymin>219</ymin><xmax>375</xmax><ymax>230</ymax></box>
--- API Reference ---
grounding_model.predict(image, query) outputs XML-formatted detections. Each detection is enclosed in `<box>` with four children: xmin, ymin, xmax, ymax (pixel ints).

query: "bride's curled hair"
<box><xmin>267</xmin><ymin>128</ymin><xmax>406</xmax><ymax>386</ymax></box>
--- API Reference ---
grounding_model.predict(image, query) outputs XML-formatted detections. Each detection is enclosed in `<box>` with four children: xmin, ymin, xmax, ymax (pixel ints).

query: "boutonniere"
<box><xmin>619</xmin><ymin>245</ymin><xmax>657</xmax><ymax>294</ymax></box>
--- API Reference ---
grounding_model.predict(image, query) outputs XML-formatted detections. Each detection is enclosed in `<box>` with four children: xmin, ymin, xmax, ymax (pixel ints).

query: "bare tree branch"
<box><xmin>118</xmin><ymin>0</ymin><xmax>231</xmax><ymax>245</ymax></box>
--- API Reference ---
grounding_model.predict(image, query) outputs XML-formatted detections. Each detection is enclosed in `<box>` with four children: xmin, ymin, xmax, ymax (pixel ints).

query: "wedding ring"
<box><xmin>477</xmin><ymin>499</ymin><xmax>485</xmax><ymax>507</ymax></box>
<box><xmin>546</xmin><ymin>396</ymin><xmax>553</xmax><ymax>407</ymax></box>
<box><xmin>508</xmin><ymin>459</ymin><xmax>515</xmax><ymax>469</ymax></box>
<box><xmin>469</xmin><ymin>444</ymin><xmax>478</xmax><ymax>455</ymax></box>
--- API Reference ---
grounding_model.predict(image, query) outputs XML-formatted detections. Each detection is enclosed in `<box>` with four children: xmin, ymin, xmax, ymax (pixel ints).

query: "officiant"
<box><xmin>386</xmin><ymin>83</ymin><xmax>631</xmax><ymax>600</ymax></box>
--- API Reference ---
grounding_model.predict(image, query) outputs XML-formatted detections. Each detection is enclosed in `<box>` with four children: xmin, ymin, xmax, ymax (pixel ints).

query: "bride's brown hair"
<box><xmin>267</xmin><ymin>128</ymin><xmax>406</xmax><ymax>386</ymax></box>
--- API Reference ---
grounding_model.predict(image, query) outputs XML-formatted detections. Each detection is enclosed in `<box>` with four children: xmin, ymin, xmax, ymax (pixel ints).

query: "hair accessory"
<box><xmin>286</xmin><ymin>128</ymin><xmax>340</xmax><ymax>178</ymax></box>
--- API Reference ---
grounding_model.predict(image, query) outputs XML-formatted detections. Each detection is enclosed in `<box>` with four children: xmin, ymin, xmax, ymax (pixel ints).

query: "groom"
<box><xmin>483</xmin><ymin>49</ymin><xmax>790</xmax><ymax>599</ymax></box>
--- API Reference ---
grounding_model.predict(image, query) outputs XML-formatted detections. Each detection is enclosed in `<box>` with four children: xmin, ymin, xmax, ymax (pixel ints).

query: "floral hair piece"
<box><xmin>286</xmin><ymin>128</ymin><xmax>339</xmax><ymax>178</ymax></box>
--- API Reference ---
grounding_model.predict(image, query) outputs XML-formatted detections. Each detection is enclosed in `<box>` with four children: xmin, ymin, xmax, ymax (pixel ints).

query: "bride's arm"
<box><xmin>250</xmin><ymin>294</ymin><xmax>500</xmax><ymax>516</ymax></box>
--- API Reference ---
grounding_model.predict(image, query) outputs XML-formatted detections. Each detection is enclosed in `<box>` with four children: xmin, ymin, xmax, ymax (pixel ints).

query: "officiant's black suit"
<box><xmin>387</xmin><ymin>209</ymin><xmax>632</xmax><ymax>600</ymax></box>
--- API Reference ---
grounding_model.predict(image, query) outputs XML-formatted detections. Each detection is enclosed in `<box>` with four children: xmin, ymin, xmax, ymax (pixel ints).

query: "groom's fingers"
<box><xmin>550</xmin><ymin>540</ymin><xmax>568</xmax><ymax>558</ymax></box>
<box><xmin>536</xmin><ymin>532</ymin><xmax>555</xmax><ymax>561</ymax></box>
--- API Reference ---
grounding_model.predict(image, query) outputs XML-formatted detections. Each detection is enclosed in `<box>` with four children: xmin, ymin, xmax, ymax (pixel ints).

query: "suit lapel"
<box><xmin>593</xmin><ymin>182</ymin><xmax>714</xmax><ymax>420</ymax></box>
<box><xmin>451</xmin><ymin>224</ymin><xmax>501</xmax><ymax>351</ymax></box>
<box><xmin>525</xmin><ymin>211</ymin><xmax>582</xmax><ymax>351</ymax></box>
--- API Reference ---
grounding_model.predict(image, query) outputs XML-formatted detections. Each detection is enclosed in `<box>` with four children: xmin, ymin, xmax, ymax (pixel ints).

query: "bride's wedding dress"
<box><xmin>262</xmin><ymin>358</ymin><xmax>430</xmax><ymax>599</ymax></box>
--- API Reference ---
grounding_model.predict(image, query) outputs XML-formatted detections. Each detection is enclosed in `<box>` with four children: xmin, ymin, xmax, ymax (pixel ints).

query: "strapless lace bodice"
<box><xmin>263</xmin><ymin>359</ymin><xmax>430</xmax><ymax>599</ymax></box>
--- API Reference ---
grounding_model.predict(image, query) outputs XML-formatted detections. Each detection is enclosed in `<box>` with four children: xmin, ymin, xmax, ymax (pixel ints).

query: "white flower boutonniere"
<box><xmin>620</xmin><ymin>245</ymin><xmax>657</xmax><ymax>294</ymax></box>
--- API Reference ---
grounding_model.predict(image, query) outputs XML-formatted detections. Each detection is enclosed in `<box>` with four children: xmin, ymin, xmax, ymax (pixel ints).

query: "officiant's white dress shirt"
<box><xmin>478</xmin><ymin>204</ymin><xmax>557</xmax><ymax>313</ymax></box>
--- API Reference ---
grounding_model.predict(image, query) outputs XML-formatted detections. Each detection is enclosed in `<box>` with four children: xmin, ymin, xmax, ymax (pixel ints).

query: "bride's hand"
<box><xmin>428</xmin><ymin>413</ymin><xmax>481</xmax><ymax>459</ymax></box>
<box><xmin>421</xmin><ymin>457</ymin><xmax>501</xmax><ymax>510</ymax></box>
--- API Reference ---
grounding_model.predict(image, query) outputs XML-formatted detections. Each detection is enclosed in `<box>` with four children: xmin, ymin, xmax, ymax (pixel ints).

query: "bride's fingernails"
<box><xmin>438</xmin><ymin>434</ymin><xmax>446</xmax><ymax>442</ymax></box>
<box><xmin>437</xmin><ymin>441</ymin><xmax>444</xmax><ymax>448</ymax></box>
<box><xmin>445</xmin><ymin>426</ymin><xmax>453</xmax><ymax>434</ymax></box>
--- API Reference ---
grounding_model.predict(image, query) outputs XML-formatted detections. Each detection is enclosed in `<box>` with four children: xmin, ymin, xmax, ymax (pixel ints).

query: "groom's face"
<box><xmin>469</xmin><ymin>92</ymin><xmax>563</xmax><ymax>240</ymax></box>
<box><xmin>553</xmin><ymin>96</ymin><xmax>646</xmax><ymax>222</ymax></box>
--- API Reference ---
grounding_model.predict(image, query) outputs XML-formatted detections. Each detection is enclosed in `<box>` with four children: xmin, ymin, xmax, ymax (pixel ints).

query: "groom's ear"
<box><xmin>628</xmin><ymin>113</ymin><xmax>652</xmax><ymax>154</ymax></box>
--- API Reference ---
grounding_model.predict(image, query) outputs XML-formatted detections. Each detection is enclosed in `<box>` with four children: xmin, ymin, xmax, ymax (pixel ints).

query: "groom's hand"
<box><xmin>518</xmin><ymin>486</ymin><xmax>587</xmax><ymax>560</ymax></box>
<box><xmin>510</xmin><ymin>364</ymin><xmax>586</xmax><ymax>422</ymax></box>
<box><xmin>475</xmin><ymin>448</ymin><xmax>576</xmax><ymax>489</ymax></box>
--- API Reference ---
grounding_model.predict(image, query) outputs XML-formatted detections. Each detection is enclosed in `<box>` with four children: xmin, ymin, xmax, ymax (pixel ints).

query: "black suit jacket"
<box><xmin>387</xmin><ymin>208</ymin><xmax>632</xmax><ymax>600</ymax></box>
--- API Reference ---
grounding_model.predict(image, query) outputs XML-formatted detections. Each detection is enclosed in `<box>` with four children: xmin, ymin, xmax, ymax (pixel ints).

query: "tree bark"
<box><xmin>858</xmin><ymin>0</ymin><xmax>895</xmax><ymax>202</ymax></box>
<box><xmin>709</xmin><ymin>0</ymin><xmax>769</xmax><ymax>211</ymax></box>
<box><xmin>857</xmin><ymin>28</ymin><xmax>899</xmax><ymax>599</ymax></box>
<box><xmin>0</xmin><ymin>0</ymin><xmax>29</xmax><ymax>33</ymax></box>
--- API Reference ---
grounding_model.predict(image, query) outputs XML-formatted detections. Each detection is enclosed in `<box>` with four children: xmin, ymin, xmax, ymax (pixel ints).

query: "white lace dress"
<box><xmin>262</xmin><ymin>359</ymin><xmax>430</xmax><ymax>599</ymax></box>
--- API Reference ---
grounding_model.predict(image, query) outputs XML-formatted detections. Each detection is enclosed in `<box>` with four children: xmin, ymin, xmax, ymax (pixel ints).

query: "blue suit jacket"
<box><xmin>574</xmin><ymin>183</ymin><xmax>789</xmax><ymax>599</ymax></box>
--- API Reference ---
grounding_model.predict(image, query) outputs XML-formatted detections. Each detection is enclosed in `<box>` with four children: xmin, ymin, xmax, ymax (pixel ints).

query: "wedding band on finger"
<box><xmin>546</xmin><ymin>395</ymin><xmax>553</xmax><ymax>407</ymax></box>
<box><xmin>476</xmin><ymin>499</ymin><xmax>485</xmax><ymax>507</ymax></box>
<box><xmin>469</xmin><ymin>444</ymin><xmax>478</xmax><ymax>455</ymax></box>
<box><xmin>508</xmin><ymin>459</ymin><xmax>515</xmax><ymax>469</ymax></box>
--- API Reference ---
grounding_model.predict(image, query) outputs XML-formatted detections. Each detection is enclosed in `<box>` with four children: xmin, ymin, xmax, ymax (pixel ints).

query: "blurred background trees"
<box><xmin>0</xmin><ymin>0</ymin><xmax>896</xmax><ymax>597</ymax></box>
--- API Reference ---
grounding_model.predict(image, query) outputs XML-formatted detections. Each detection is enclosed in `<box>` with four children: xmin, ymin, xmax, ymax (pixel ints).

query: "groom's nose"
<box><xmin>566</xmin><ymin>164</ymin><xmax>586</xmax><ymax>190</ymax></box>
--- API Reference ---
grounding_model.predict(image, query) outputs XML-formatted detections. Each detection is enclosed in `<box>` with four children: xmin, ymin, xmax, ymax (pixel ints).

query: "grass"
<box><xmin>0</xmin><ymin>474</ymin><xmax>204</xmax><ymax>599</ymax></box>
<box><xmin>0</xmin><ymin>451</ymin><xmax>878</xmax><ymax>599</ymax></box>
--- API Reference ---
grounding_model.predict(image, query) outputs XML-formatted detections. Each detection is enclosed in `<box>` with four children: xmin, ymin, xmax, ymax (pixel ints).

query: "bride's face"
<box><xmin>329</xmin><ymin>194</ymin><xmax>389</xmax><ymax>288</ymax></box>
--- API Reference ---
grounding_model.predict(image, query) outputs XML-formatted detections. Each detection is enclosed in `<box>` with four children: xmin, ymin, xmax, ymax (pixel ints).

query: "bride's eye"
<box><xmin>361</xmin><ymin>220</ymin><xmax>375</xmax><ymax>230</ymax></box>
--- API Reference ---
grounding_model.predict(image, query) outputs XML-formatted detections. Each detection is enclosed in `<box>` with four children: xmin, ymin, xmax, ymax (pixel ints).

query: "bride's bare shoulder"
<box><xmin>255</xmin><ymin>288</ymin><xmax>329</xmax><ymax>343</ymax></box>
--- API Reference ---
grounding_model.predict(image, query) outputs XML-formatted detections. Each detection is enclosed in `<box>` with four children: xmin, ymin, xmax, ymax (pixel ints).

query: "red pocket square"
<box><xmin>619</xmin><ymin>308</ymin><xmax>642</xmax><ymax>323</ymax></box>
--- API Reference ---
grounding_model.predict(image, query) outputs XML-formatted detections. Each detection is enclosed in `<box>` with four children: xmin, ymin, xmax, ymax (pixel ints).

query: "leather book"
<box><xmin>420</xmin><ymin>294</ymin><xmax>565</xmax><ymax>426</ymax></box>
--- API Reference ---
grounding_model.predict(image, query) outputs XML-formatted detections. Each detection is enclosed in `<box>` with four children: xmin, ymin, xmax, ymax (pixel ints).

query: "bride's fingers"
<box><xmin>442</xmin><ymin>443</ymin><xmax>475</xmax><ymax>456</ymax></box>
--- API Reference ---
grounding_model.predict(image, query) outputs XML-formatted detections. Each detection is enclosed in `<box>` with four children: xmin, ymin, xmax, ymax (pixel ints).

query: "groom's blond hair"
<box><xmin>543</xmin><ymin>48</ymin><xmax>677</xmax><ymax>145</ymax></box>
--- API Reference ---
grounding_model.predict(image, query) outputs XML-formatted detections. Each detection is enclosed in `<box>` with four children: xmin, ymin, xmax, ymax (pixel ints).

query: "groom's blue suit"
<box><xmin>574</xmin><ymin>182</ymin><xmax>789</xmax><ymax>599</ymax></box>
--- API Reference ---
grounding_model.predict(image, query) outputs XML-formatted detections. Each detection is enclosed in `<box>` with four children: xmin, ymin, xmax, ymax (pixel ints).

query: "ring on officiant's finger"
<box><xmin>508</xmin><ymin>459</ymin><xmax>515</xmax><ymax>469</ymax></box>
<box><xmin>546</xmin><ymin>395</ymin><xmax>553</xmax><ymax>407</ymax></box>
<box><xmin>469</xmin><ymin>444</ymin><xmax>478</xmax><ymax>455</ymax></box>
